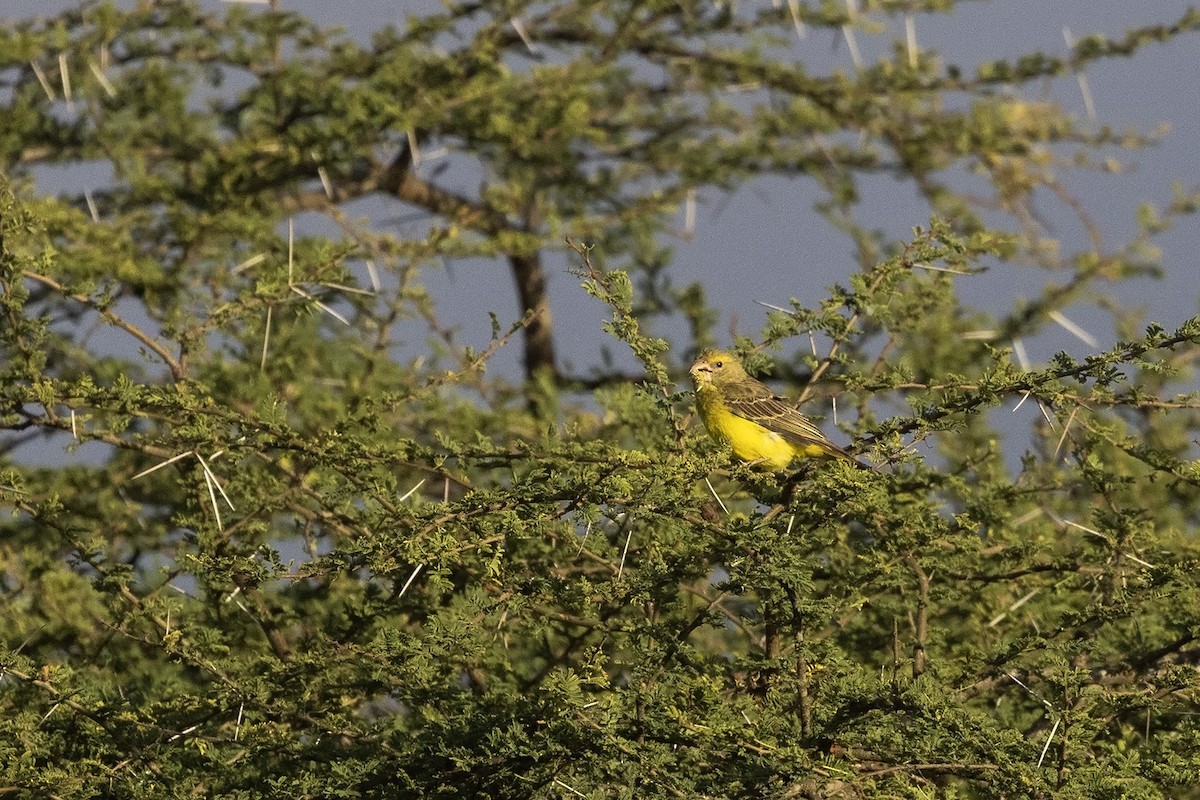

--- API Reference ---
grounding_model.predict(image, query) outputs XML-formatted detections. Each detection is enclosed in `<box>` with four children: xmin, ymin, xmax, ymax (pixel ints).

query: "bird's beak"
<box><xmin>689</xmin><ymin>360</ymin><xmax>712</xmax><ymax>383</ymax></box>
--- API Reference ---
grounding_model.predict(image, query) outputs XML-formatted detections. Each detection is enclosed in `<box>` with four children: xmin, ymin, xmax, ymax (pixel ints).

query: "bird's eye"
<box><xmin>714</xmin><ymin>360</ymin><xmax>723</xmax><ymax>368</ymax></box>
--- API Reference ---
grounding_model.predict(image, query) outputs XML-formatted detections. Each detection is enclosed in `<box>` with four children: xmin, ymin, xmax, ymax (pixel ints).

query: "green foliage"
<box><xmin>4</xmin><ymin>1</ymin><xmax>1200</xmax><ymax>798</ymax></box>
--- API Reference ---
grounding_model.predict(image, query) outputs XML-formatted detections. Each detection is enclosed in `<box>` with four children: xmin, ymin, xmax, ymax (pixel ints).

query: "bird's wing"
<box><xmin>723</xmin><ymin>380</ymin><xmax>854</xmax><ymax>458</ymax></box>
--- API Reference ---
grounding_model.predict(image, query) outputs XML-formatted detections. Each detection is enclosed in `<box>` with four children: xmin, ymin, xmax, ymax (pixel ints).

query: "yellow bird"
<box><xmin>689</xmin><ymin>349</ymin><xmax>860</xmax><ymax>471</ymax></box>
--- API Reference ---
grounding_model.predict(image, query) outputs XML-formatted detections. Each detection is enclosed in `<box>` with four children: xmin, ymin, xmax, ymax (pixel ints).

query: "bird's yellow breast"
<box><xmin>695</xmin><ymin>387</ymin><xmax>795</xmax><ymax>471</ymax></box>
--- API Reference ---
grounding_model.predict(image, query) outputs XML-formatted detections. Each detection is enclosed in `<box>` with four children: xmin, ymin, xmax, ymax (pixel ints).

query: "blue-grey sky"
<box><xmin>8</xmin><ymin>1</ymin><xmax>1200</xmax><ymax>386</ymax></box>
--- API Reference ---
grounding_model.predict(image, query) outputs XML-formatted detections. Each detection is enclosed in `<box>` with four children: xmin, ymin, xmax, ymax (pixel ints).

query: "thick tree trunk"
<box><xmin>510</xmin><ymin>253</ymin><xmax>555</xmax><ymax>381</ymax></box>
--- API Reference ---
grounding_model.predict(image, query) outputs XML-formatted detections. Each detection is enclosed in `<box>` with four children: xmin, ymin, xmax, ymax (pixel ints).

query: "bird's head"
<box><xmin>689</xmin><ymin>349</ymin><xmax>747</xmax><ymax>389</ymax></box>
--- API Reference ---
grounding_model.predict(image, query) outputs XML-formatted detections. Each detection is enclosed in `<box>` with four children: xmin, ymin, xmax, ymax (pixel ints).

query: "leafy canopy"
<box><xmin>3</xmin><ymin>1</ymin><xmax>1200</xmax><ymax>798</ymax></box>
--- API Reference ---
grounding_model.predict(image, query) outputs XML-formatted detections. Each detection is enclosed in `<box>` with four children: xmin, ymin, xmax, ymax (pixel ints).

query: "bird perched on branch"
<box><xmin>689</xmin><ymin>349</ymin><xmax>863</xmax><ymax>471</ymax></box>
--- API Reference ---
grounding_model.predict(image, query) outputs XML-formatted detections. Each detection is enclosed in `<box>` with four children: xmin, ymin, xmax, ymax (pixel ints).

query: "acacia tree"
<box><xmin>3</xmin><ymin>1</ymin><xmax>1200</xmax><ymax>797</ymax></box>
